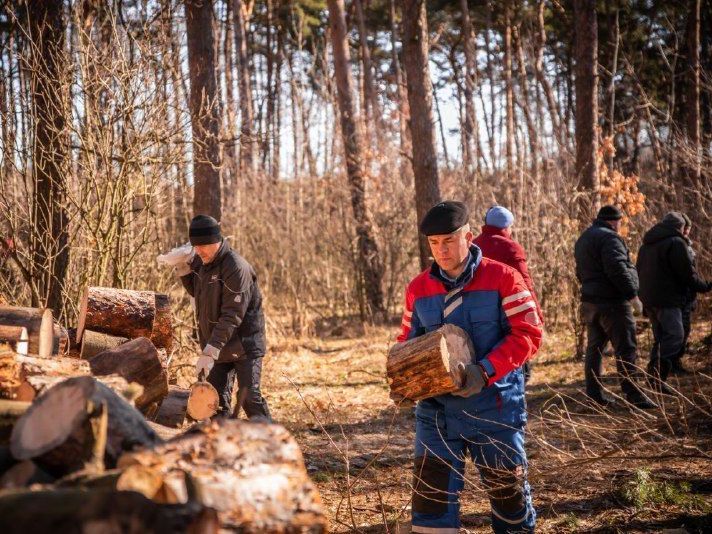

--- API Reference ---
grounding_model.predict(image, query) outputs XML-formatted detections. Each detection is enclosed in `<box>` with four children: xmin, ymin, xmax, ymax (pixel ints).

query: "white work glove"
<box><xmin>630</xmin><ymin>297</ymin><xmax>643</xmax><ymax>316</ymax></box>
<box><xmin>196</xmin><ymin>344</ymin><xmax>220</xmax><ymax>379</ymax></box>
<box><xmin>157</xmin><ymin>243</ymin><xmax>195</xmax><ymax>277</ymax></box>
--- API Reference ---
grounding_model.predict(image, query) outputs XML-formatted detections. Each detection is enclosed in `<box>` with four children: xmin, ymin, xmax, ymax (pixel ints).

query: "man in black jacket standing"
<box><xmin>176</xmin><ymin>215</ymin><xmax>272</xmax><ymax>420</ymax></box>
<box><xmin>637</xmin><ymin>212</ymin><xmax>712</xmax><ymax>392</ymax></box>
<box><xmin>574</xmin><ymin>205</ymin><xmax>653</xmax><ymax>408</ymax></box>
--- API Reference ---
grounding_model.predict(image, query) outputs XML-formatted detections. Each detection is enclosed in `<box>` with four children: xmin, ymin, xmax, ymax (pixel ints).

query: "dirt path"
<box><xmin>262</xmin><ymin>320</ymin><xmax>712</xmax><ymax>533</ymax></box>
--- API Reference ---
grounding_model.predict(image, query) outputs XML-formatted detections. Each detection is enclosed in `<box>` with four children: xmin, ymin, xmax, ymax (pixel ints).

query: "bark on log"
<box><xmin>0</xmin><ymin>326</ymin><xmax>28</xmax><ymax>355</ymax></box>
<box><xmin>88</xmin><ymin>337</ymin><xmax>168</xmax><ymax>412</ymax></box>
<box><xmin>0</xmin><ymin>487</ymin><xmax>219</xmax><ymax>534</ymax></box>
<box><xmin>187</xmin><ymin>382</ymin><xmax>219</xmax><ymax>421</ymax></box>
<box><xmin>80</xmin><ymin>329</ymin><xmax>128</xmax><ymax>359</ymax></box>
<box><xmin>0</xmin><ymin>307</ymin><xmax>53</xmax><ymax>357</ymax></box>
<box><xmin>77</xmin><ymin>286</ymin><xmax>173</xmax><ymax>350</ymax></box>
<box><xmin>386</xmin><ymin>324</ymin><xmax>474</xmax><ymax>400</ymax></box>
<box><xmin>10</xmin><ymin>376</ymin><xmax>161</xmax><ymax>476</ymax></box>
<box><xmin>52</xmin><ymin>322</ymin><xmax>69</xmax><ymax>356</ymax></box>
<box><xmin>14</xmin><ymin>373</ymin><xmax>138</xmax><ymax>405</ymax></box>
<box><xmin>119</xmin><ymin>419</ymin><xmax>327</xmax><ymax>532</ymax></box>
<box><xmin>154</xmin><ymin>385</ymin><xmax>189</xmax><ymax>428</ymax></box>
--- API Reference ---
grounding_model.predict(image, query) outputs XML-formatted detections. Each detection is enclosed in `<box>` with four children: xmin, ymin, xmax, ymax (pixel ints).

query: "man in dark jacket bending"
<box><xmin>637</xmin><ymin>212</ymin><xmax>711</xmax><ymax>392</ymax></box>
<box><xmin>176</xmin><ymin>215</ymin><xmax>271</xmax><ymax>420</ymax></box>
<box><xmin>574</xmin><ymin>205</ymin><xmax>653</xmax><ymax>408</ymax></box>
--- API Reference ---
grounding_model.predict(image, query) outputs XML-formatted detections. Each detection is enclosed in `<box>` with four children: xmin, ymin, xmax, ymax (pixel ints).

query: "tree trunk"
<box><xmin>10</xmin><ymin>376</ymin><xmax>160</xmax><ymax>476</ymax></box>
<box><xmin>685</xmin><ymin>0</ymin><xmax>701</xmax><ymax>194</ymax></box>
<box><xmin>79</xmin><ymin>330</ymin><xmax>128</xmax><ymax>360</ymax></box>
<box><xmin>387</xmin><ymin>324</ymin><xmax>473</xmax><ymax>401</ymax></box>
<box><xmin>327</xmin><ymin>0</ymin><xmax>385</xmax><ymax>319</ymax></box>
<box><xmin>25</xmin><ymin>0</ymin><xmax>69</xmax><ymax>315</ymax></box>
<box><xmin>389</xmin><ymin>0</ymin><xmax>412</xmax><ymax>176</ymax></box>
<box><xmin>460</xmin><ymin>0</ymin><xmax>480</xmax><ymax>178</ymax></box>
<box><xmin>504</xmin><ymin>0</ymin><xmax>515</xmax><ymax>190</ymax></box>
<box><xmin>76</xmin><ymin>287</ymin><xmax>173</xmax><ymax>351</ymax></box>
<box><xmin>402</xmin><ymin>0</ymin><xmax>442</xmax><ymax>269</ymax></box>
<box><xmin>119</xmin><ymin>419</ymin><xmax>327</xmax><ymax>532</ymax></box>
<box><xmin>573</xmin><ymin>0</ymin><xmax>600</xmax><ymax>225</ymax></box>
<box><xmin>233</xmin><ymin>0</ymin><xmax>255</xmax><ymax>174</ymax></box>
<box><xmin>0</xmin><ymin>306</ymin><xmax>54</xmax><ymax>358</ymax></box>
<box><xmin>186</xmin><ymin>0</ymin><xmax>222</xmax><ymax>220</ymax></box>
<box><xmin>88</xmin><ymin>337</ymin><xmax>168</xmax><ymax>413</ymax></box>
<box><xmin>354</xmin><ymin>0</ymin><xmax>378</xmax><ymax>123</ymax></box>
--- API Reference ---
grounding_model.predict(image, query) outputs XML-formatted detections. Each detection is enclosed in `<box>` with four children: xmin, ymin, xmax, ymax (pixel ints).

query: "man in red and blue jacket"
<box><xmin>396</xmin><ymin>201</ymin><xmax>542</xmax><ymax>534</ymax></box>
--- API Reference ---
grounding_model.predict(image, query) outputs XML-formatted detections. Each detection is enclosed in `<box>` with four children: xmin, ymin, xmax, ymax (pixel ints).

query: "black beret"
<box><xmin>419</xmin><ymin>201</ymin><xmax>470</xmax><ymax>236</ymax></box>
<box><xmin>596</xmin><ymin>205</ymin><xmax>623</xmax><ymax>221</ymax></box>
<box><xmin>189</xmin><ymin>215</ymin><xmax>222</xmax><ymax>245</ymax></box>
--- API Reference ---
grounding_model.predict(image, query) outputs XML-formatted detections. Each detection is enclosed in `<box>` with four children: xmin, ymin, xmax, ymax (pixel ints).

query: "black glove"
<box><xmin>452</xmin><ymin>362</ymin><xmax>487</xmax><ymax>398</ymax></box>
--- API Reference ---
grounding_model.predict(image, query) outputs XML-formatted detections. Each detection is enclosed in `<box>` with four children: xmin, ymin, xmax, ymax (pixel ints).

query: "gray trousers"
<box><xmin>647</xmin><ymin>307</ymin><xmax>684</xmax><ymax>380</ymax></box>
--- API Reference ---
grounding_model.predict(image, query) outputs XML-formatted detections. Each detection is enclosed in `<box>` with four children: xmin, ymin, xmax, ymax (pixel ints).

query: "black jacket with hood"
<box><xmin>181</xmin><ymin>239</ymin><xmax>266</xmax><ymax>361</ymax></box>
<box><xmin>574</xmin><ymin>219</ymin><xmax>639</xmax><ymax>305</ymax></box>
<box><xmin>636</xmin><ymin>221</ymin><xmax>711</xmax><ymax>309</ymax></box>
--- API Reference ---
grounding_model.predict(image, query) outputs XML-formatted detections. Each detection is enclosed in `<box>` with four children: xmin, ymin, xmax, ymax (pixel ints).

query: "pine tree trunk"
<box><xmin>685</xmin><ymin>0</ymin><xmax>701</xmax><ymax>198</ymax></box>
<box><xmin>26</xmin><ymin>0</ymin><xmax>69</xmax><ymax>314</ymax></box>
<box><xmin>186</xmin><ymin>0</ymin><xmax>222</xmax><ymax>220</ymax></box>
<box><xmin>402</xmin><ymin>0</ymin><xmax>441</xmax><ymax>269</ymax></box>
<box><xmin>573</xmin><ymin>0</ymin><xmax>600</xmax><ymax>225</ymax></box>
<box><xmin>460</xmin><ymin>0</ymin><xmax>479</xmax><ymax>178</ymax></box>
<box><xmin>327</xmin><ymin>0</ymin><xmax>385</xmax><ymax>319</ymax></box>
<box><xmin>233</xmin><ymin>0</ymin><xmax>255</xmax><ymax>175</ymax></box>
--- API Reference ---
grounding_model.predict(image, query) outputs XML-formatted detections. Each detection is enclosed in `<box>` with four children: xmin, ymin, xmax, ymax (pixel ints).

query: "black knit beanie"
<box><xmin>189</xmin><ymin>215</ymin><xmax>222</xmax><ymax>245</ymax></box>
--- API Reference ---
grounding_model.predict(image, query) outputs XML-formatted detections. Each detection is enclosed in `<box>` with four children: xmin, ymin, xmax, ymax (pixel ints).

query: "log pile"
<box><xmin>77</xmin><ymin>286</ymin><xmax>173</xmax><ymax>351</ymax></box>
<box><xmin>0</xmin><ymin>289</ymin><xmax>326</xmax><ymax>532</ymax></box>
<box><xmin>0</xmin><ymin>376</ymin><xmax>326</xmax><ymax>533</ymax></box>
<box><xmin>386</xmin><ymin>324</ymin><xmax>474</xmax><ymax>400</ymax></box>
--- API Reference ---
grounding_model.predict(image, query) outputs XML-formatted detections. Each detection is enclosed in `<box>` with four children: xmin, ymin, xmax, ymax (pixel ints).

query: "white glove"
<box><xmin>196</xmin><ymin>344</ymin><xmax>220</xmax><ymax>379</ymax></box>
<box><xmin>630</xmin><ymin>297</ymin><xmax>643</xmax><ymax>316</ymax></box>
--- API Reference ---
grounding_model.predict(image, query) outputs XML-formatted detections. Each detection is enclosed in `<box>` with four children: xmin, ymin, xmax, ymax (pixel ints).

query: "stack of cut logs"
<box><xmin>0</xmin><ymin>287</ymin><xmax>325</xmax><ymax>533</ymax></box>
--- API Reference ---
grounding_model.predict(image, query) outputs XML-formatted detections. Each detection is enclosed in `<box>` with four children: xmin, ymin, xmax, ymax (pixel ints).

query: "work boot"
<box><xmin>669</xmin><ymin>358</ymin><xmax>689</xmax><ymax>376</ymax></box>
<box><xmin>586</xmin><ymin>390</ymin><xmax>617</xmax><ymax>407</ymax></box>
<box><xmin>647</xmin><ymin>359</ymin><xmax>675</xmax><ymax>396</ymax></box>
<box><xmin>625</xmin><ymin>389</ymin><xmax>657</xmax><ymax>409</ymax></box>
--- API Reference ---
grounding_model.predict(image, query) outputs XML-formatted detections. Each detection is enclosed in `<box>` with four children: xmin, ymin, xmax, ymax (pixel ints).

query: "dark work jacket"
<box><xmin>574</xmin><ymin>219</ymin><xmax>639</xmax><ymax>305</ymax></box>
<box><xmin>181</xmin><ymin>239</ymin><xmax>266</xmax><ymax>361</ymax></box>
<box><xmin>636</xmin><ymin>222</ymin><xmax>711</xmax><ymax>309</ymax></box>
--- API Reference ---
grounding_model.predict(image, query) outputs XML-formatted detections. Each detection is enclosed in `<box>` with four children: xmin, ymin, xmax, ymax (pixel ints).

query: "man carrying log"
<box><xmin>395</xmin><ymin>201</ymin><xmax>542</xmax><ymax>534</ymax></box>
<box><xmin>176</xmin><ymin>215</ymin><xmax>271</xmax><ymax>420</ymax></box>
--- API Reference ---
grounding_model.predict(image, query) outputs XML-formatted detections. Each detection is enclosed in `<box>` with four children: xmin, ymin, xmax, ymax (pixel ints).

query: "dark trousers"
<box><xmin>581</xmin><ymin>302</ymin><xmax>638</xmax><ymax>397</ymax></box>
<box><xmin>207</xmin><ymin>357</ymin><xmax>272</xmax><ymax>421</ymax></box>
<box><xmin>648</xmin><ymin>307</ymin><xmax>684</xmax><ymax>381</ymax></box>
<box><xmin>673</xmin><ymin>302</ymin><xmax>693</xmax><ymax>362</ymax></box>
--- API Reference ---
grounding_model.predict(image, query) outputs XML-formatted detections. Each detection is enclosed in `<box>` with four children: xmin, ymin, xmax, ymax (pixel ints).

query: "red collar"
<box><xmin>480</xmin><ymin>225</ymin><xmax>511</xmax><ymax>238</ymax></box>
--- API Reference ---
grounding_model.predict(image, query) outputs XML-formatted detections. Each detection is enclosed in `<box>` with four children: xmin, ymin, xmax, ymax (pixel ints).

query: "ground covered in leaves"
<box><xmin>257</xmin><ymin>313</ymin><xmax>712</xmax><ymax>533</ymax></box>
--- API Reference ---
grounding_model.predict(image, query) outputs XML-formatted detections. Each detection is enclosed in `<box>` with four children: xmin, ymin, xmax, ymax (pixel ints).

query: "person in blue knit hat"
<box><xmin>474</xmin><ymin>206</ymin><xmax>544</xmax><ymax>384</ymax></box>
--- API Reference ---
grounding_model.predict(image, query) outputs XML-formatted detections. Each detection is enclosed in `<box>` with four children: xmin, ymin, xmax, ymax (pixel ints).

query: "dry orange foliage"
<box><xmin>598</xmin><ymin>136</ymin><xmax>646</xmax><ymax>235</ymax></box>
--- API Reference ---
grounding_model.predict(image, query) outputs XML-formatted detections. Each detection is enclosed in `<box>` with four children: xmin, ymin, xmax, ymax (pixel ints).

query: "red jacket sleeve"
<box><xmin>510</xmin><ymin>242</ymin><xmax>544</xmax><ymax>323</ymax></box>
<box><xmin>479</xmin><ymin>267</ymin><xmax>543</xmax><ymax>383</ymax></box>
<box><xmin>396</xmin><ymin>283</ymin><xmax>416</xmax><ymax>342</ymax></box>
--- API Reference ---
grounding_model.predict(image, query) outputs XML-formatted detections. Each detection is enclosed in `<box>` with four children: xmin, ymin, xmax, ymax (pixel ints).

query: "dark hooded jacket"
<box><xmin>574</xmin><ymin>219</ymin><xmax>639</xmax><ymax>304</ymax></box>
<box><xmin>181</xmin><ymin>239</ymin><xmax>266</xmax><ymax>361</ymax></box>
<box><xmin>636</xmin><ymin>222</ymin><xmax>711</xmax><ymax>309</ymax></box>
